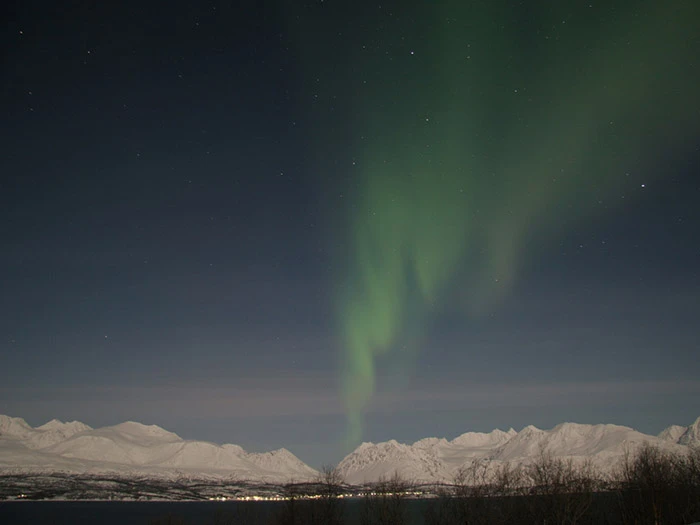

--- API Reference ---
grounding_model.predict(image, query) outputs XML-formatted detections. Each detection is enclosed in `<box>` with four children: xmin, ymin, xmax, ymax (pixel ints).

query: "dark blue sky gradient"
<box><xmin>1</xmin><ymin>0</ymin><xmax>699</xmax><ymax>466</ymax></box>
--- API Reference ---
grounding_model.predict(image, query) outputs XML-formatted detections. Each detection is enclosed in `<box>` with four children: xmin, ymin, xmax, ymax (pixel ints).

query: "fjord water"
<box><xmin>1</xmin><ymin>493</ymin><xmax>693</xmax><ymax>524</ymax></box>
<box><xmin>1</xmin><ymin>500</ymin><xmax>432</xmax><ymax>525</ymax></box>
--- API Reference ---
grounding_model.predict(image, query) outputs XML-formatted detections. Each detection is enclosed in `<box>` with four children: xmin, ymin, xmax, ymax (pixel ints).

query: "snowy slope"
<box><xmin>411</xmin><ymin>428</ymin><xmax>518</xmax><ymax>475</ymax></box>
<box><xmin>31</xmin><ymin>419</ymin><xmax>93</xmax><ymax>449</ymax></box>
<box><xmin>450</xmin><ymin>428</ymin><xmax>517</xmax><ymax>449</ymax></box>
<box><xmin>657</xmin><ymin>417</ymin><xmax>700</xmax><ymax>447</ymax></box>
<box><xmin>0</xmin><ymin>415</ymin><xmax>317</xmax><ymax>482</ymax></box>
<box><xmin>0</xmin><ymin>415</ymin><xmax>93</xmax><ymax>449</ymax></box>
<box><xmin>491</xmin><ymin>422</ymin><xmax>657</xmax><ymax>461</ymax></box>
<box><xmin>659</xmin><ymin>424</ymin><xmax>688</xmax><ymax>443</ymax></box>
<box><xmin>244</xmin><ymin>448</ymin><xmax>319</xmax><ymax>480</ymax></box>
<box><xmin>337</xmin><ymin>418</ymin><xmax>698</xmax><ymax>484</ymax></box>
<box><xmin>0</xmin><ymin>415</ymin><xmax>34</xmax><ymax>440</ymax></box>
<box><xmin>337</xmin><ymin>440</ymin><xmax>451</xmax><ymax>484</ymax></box>
<box><xmin>678</xmin><ymin>417</ymin><xmax>700</xmax><ymax>446</ymax></box>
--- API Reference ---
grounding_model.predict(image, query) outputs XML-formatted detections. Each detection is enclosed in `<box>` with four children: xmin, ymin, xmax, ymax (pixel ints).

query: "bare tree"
<box><xmin>491</xmin><ymin>460</ymin><xmax>524</xmax><ymax>496</ymax></box>
<box><xmin>676</xmin><ymin>446</ymin><xmax>700</xmax><ymax>523</ymax></box>
<box><xmin>271</xmin><ymin>480</ymin><xmax>308</xmax><ymax>525</ymax></box>
<box><xmin>311</xmin><ymin>464</ymin><xmax>345</xmax><ymax>525</ymax></box>
<box><xmin>525</xmin><ymin>447</ymin><xmax>598</xmax><ymax>525</ymax></box>
<box><xmin>361</xmin><ymin>471</ymin><xmax>412</xmax><ymax>525</ymax></box>
<box><xmin>616</xmin><ymin>442</ymin><xmax>700</xmax><ymax>525</ymax></box>
<box><xmin>489</xmin><ymin>461</ymin><xmax>525</xmax><ymax>524</ymax></box>
<box><xmin>451</xmin><ymin>459</ymin><xmax>492</xmax><ymax>524</ymax></box>
<box><xmin>425</xmin><ymin>460</ymin><xmax>527</xmax><ymax>525</ymax></box>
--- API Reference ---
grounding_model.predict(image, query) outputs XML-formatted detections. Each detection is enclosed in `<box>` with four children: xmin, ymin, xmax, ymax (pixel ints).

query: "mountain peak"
<box><xmin>450</xmin><ymin>428</ymin><xmax>515</xmax><ymax>447</ymax></box>
<box><xmin>0</xmin><ymin>414</ymin><xmax>32</xmax><ymax>436</ymax></box>
<box><xmin>108</xmin><ymin>421</ymin><xmax>181</xmax><ymax>442</ymax></box>
<box><xmin>35</xmin><ymin>419</ymin><xmax>91</xmax><ymax>432</ymax></box>
<box><xmin>658</xmin><ymin>424</ymin><xmax>687</xmax><ymax>443</ymax></box>
<box><xmin>37</xmin><ymin>418</ymin><xmax>64</xmax><ymax>429</ymax></box>
<box><xmin>413</xmin><ymin>437</ymin><xmax>449</xmax><ymax>449</ymax></box>
<box><xmin>679</xmin><ymin>417</ymin><xmax>700</xmax><ymax>446</ymax></box>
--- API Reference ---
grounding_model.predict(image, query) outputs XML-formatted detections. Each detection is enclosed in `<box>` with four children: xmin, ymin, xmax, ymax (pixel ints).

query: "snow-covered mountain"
<box><xmin>658</xmin><ymin>424</ymin><xmax>688</xmax><ymax>443</ymax></box>
<box><xmin>678</xmin><ymin>418</ymin><xmax>700</xmax><ymax>447</ymax></box>
<box><xmin>0</xmin><ymin>415</ymin><xmax>317</xmax><ymax>482</ymax></box>
<box><xmin>658</xmin><ymin>418</ymin><xmax>700</xmax><ymax>447</ymax></box>
<box><xmin>337</xmin><ymin>439</ymin><xmax>451</xmax><ymax>484</ymax></box>
<box><xmin>337</xmin><ymin>418</ymin><xmax>700</xmax><ymax>485</ymax></box>
<box><xmin>490</xmin><ymin>422</ymin><xmax>666</xmax><ymax>463</ymax></box>
<box><xmin>3</xmin><ymin>414</ymin><xmax>698</xmax><ymax>486</ymax></box>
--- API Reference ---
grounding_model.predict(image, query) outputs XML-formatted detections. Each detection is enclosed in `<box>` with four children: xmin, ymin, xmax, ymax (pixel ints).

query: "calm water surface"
<box><xmin>0</xmin><ymin>500</ymin><xmax>433</xmax><ymax>525</ymax></box>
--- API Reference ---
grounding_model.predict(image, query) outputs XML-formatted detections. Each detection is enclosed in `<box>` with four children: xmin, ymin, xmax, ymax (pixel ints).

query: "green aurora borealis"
<box><xmin>294</xmin><ymin>1</ymin><xmax>699</xmax><ymax>445</ymax></box>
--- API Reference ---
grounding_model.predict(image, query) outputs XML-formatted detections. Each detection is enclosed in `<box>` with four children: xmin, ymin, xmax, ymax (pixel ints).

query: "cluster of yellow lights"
<box><xmin>207</xmin><ymin>491</ymin><xmax>423</xmax><ymax>502</ymax></box>
<box><xmin>359</xmin><ymin>491</ymin><xmax>423</xmax><ymax>497</ymax></box>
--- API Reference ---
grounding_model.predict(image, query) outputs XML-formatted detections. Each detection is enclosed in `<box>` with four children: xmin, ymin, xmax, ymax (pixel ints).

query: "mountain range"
<box><xmin>338</xmin><ymin>418</ymin><xmax>699</xmax><ymax>484</ymax></box>
<box><xmin>1</xmin><ymin>414</ymin><xmax>698</xmax><ymax>485</ymax></box>
<box><xmin>0</xmin><ymin>415</ymin><xmax>317</xmax><ymax>483</ymax></box>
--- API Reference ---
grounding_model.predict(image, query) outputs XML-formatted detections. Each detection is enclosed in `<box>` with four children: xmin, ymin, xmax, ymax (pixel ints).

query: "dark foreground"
<box><xmin>2</xmin><ymin>444</ymin><xmax>699</xmax><ymax>524</ymax></box>
<box><xmin>1</xmin><ymin>491</ymin><xmax>700</xmax><ymax>525</ymax></box>
<box><xmin>1</xmin><ymin>500</ymin><xmax>291</xmax><ymax>525</ymax></box>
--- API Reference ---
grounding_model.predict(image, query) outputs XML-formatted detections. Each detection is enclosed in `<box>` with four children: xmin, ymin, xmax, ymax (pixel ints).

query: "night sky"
<box><xmin>2</xmin><ymin>1</ymin><xmax>699</xmax><ymax>468</ymax></box>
